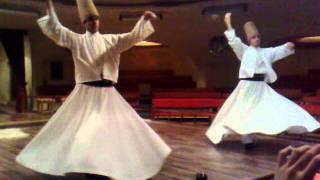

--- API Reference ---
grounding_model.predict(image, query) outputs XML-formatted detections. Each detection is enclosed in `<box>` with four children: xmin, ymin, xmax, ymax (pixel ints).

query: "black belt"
<box><xmin>239</xmin><ymin>74</ymin><xmax>265</xmax><ymax>81</ymax></box>
<box><xmin>81</xmin><ymin>80</ymin><xmax>115</xmax><ymax>87</ymax></box>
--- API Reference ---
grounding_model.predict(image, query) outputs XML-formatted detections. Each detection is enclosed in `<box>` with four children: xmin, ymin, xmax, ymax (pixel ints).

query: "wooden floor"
<box><xmin>0</xmin><ymin>113</ymin><xmax>51</xmax><ymax>123</ymax></box>
<box><xmin>0</xmin><ymin>120</ymin><xmax>317</xmax><ymax>180</ymax></box>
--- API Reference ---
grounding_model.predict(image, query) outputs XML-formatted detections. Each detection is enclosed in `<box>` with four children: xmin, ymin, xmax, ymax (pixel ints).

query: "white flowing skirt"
<box><xmin>206</xmin><ymin>80</ymin><xmax>320</xmax><ymax>144</ymax></box>
<box><xmin>16</xmin><ymin>84</ymin><xmax>171</xmax><ymax>180</ymax></box>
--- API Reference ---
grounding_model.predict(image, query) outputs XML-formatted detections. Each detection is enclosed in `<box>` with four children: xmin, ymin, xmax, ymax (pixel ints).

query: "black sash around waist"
<box><xmin>239</xmin><ymin>74</ymin><xmax>265</xmax><ymax>81</ymax></box>
<box><xmin>81</xmin><ymin>79</ymin><xmax>115</xmax><ymax>87</ymax></box>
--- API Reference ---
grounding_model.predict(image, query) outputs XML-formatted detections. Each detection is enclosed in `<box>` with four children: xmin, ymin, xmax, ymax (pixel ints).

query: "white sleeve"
<box><xmin>37</xmin><ymin>7</ymin><xmax>77</xmax><ymax>49</ymax></box>
<box><xmin>224</xmin><ymin>29</ymin><xmax>248</xmax><ymax>61</ymax></box>
<box><xmin>269</xmin><ymin>43</ymin><xmax>295</xmax><ymax>63</ymax></box>
<box><xmin>113</xmin><ymin>16</ymin><xmax>155</xmax><ymax>53</ymax></box>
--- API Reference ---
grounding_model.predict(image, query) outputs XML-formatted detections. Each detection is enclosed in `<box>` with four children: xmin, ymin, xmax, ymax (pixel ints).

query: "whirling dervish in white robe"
<box><xmin>16</xmin><ymin>0</ymin><xmax>171</xmax><ymax>179</ymax></box>
<box><xmin>206</xmin><ymin>13</ymin><xmax>320</xmax><ymax>145</ymax></box>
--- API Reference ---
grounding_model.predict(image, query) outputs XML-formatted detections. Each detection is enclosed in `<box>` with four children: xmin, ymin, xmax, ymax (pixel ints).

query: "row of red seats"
<box><xmin>299</xmin><ymin>94</ymin><xmax>320</xmax><ymax>119</ymax></box>
<box><xmin>273</xmin><ymin>69</ymin><xmax>320</xmax><ymax>92</ymax></box>
<box><xmin>151</xmin><ymin>98</ymin><xmax>225</xmax><ymax>120</ymax></box>
<box><xmin>150</xmin><ymin>88</ymin><xmax>320</xmax><ymax>121</ymax></box>
<box><xmin>118</xmin><ymin>76</ymin><xmax>196</xmax><ymax>90</ymax></box>
<box><xmin>151</xmin><ymin>89</ymin><xmax>226</xmax><ymax>120</ymax></box>
<box><xmin>152</xmin><ymin>91</ymin><xmax>222</xmax><ymax>99</ymax></box>
<box><xmin>276</xmin><ymin>88</ymin><xmax>303</xmax><ymax>100</ymax></box>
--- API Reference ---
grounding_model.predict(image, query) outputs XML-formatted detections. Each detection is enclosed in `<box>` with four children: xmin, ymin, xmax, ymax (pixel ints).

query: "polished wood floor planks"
<box><xmin>0</xmin><ymin>121</ymin><xmax>316</xmax><ymax>180</ymax></box>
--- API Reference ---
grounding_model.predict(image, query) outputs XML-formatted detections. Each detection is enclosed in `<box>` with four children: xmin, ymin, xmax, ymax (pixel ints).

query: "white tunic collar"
<box><xmin>249</xmin><ymin>46</ymin><xmax>261</xmax><ymax>50</ymax></box>
<box><xmin>85</xmin><ymin>31</ymin><xmax>101</xmax><ymax>37</ymax></box>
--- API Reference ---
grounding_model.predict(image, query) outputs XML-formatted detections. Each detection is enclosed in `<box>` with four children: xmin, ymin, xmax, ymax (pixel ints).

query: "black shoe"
<box><xmin>196</xmin><ymin>172</ymin><xmax>208</xmax><ymax>180</ymax></box>
<box><xmin>244</xmin><ymin>142</ymin><xmax>256</xmax><ymax>151</ymax></box>
<box><xmin>85</xmin><ymin>174</ymin><xmax>108</xmax><ymax>180</ymax></box>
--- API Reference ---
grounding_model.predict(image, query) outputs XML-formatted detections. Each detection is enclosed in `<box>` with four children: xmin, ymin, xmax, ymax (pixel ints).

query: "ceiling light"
<box><xmin>134</xmin><ymin>41</ymin><xmax>162</xmax><ymax>47</ymax></box>
<box><xmin>296</xmin><ymin>36</ymin><xmax>320</xmax><ymax>43</ymax></box>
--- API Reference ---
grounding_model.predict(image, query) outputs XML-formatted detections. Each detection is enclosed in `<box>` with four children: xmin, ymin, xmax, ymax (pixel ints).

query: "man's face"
<box><xmin>249</xmin><ymin>34</ymin><xmax>261</xmax><ymax>47</ymax></box>
<box><xmin>84</xmin><ymin>16</ymin><xmax>100</xmax><ymax>34</ymax></box>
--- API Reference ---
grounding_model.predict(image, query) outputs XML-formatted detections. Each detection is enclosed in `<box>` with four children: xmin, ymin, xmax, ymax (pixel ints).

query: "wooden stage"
<box><xmin>0</xmin><ymin>120</ymin><xmax>317</xmax><ymax>180</ymax></box>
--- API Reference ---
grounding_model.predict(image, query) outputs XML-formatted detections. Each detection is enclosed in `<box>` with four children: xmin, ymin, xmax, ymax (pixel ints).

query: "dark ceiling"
<box><xmin>27</xmin><ymin>0</ymin><xmax>217</xmax><ymax>7</ymax></box>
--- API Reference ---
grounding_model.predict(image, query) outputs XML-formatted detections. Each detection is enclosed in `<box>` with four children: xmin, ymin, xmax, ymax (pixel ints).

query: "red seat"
<box><xmin>152</xmin><ymin>98</ymin><xmax>225</xmax><ymax>120</ymax></box>
<box><xmin>303</xmin><ymin>96</ymin><xmax>320</xmax><ymax>105</ymax></box>
<box><xmin>119</xmin><ymin>91</ymin><xmax>141</xmax><ymax>110</ymax></box>
<box><xmin>152</xmin><ymin>92</ymin><xmax>222</xmax><ymax>99</ymax></box>
<box><xmin>153</xmin><ymin>98</ymin><xmax>225</xmax><ymax>108</ymax></box>
<box><xmin>300</xmin><ymin>104</ymin><xmax>320</xmax><ymax>117</ymax></box>
<box><xmin>276</xmin><ymin>88</ymin><xmax>302</xmax><ymax>100</ymax></box>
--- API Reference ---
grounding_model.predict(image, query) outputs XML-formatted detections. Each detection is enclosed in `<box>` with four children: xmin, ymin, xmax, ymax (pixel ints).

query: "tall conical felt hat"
<box><xmin>76</xmin><ymin>0</ymin><xmax>99</xmax><ymax>23</ymax></box>
<box><xmin>243</xmin><ymin>21</ymin><xmax>259</xmax><ymax>40</ymax></box>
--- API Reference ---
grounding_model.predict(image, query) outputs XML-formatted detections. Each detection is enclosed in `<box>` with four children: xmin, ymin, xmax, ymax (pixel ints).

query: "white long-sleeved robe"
<box><xmin>16</xmin><ymin>8</ymin><xmax>171</xmax><ymax>180</ymax></box>
<box><xmin>206</xmin><ymin>29</ymin><xmax>320</xmax><ymax>144</ymax></box>
<box><xmin>37</xmin><ymin>7</ymin><xmax>154</xmax><ymax>83</ymax></box>
<box><xmin>224</xmin><ymin>29</ymin><xmax>294</xmax><ymax>83</ymax></box>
